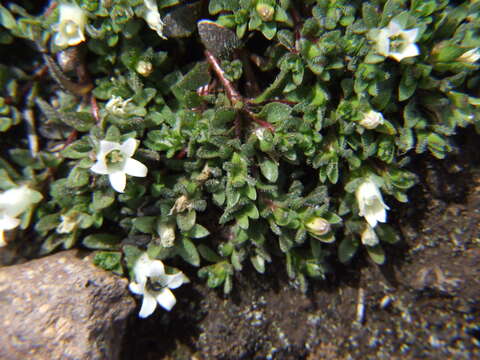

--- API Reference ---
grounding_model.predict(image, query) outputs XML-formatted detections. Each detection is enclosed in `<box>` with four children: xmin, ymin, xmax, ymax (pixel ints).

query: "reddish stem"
<box><xmin>204</xmin><ymin>50</ymin><xmax>242</xmax><ymax>106</ymax></box>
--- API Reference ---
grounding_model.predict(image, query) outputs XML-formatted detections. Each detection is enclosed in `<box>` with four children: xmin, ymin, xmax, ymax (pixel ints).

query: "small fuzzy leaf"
<box><xmin>177</xmin><ymin>210</ymin><xmax>196</xmax><ymax>232</ymax></box>
<box><xmin>177</xmin><ymin>237</ymin><xmax>200</xmax><ymax>266</ymax></box>
<box><xmin>259</xmin><ymin>158</ymin><xmax>278</xmax><ymax>182</ymax></box>
<box><xmin>367</xmin><ymin>244</ymin><xmax>385</xmax><ymax>265</ymax></box>
<box><xmin>83</xmin><ymin>233</ymin><xmax>121</xmax><ymax>250</ymax></box>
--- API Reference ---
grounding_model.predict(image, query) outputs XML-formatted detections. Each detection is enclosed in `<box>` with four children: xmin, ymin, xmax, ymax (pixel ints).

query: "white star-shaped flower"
<box><xmin>375</xmin><ymin>20</ymin><xmax>419</xmax><ymax>62</ymax></box>
<box><xmin>0</xmin><ymin>186</ymin><xmax>43</xmax><ymax>246</ymax></box>
<box><xmin>53</xmin><ymin>3</ymin><xmax>87</xmax><ymax>48</ymax></box>
<box><xmin>359</xmin><ymin>110</ymin><xmax>384</xmax><ymax>130</ymax></box>
<box><xmin>129</xmin><ymin>253</ymin><xmax>189</xmax><ymax>318</ymax></box>
<box><xmin>91</xmin><ymin>138</ymin><xmax>148</xmax><ymax>193</ymax></box>
<box><xmin>356</xmin><ymin>179</ymin><xmax>389</xmax><ymax>228</ymax></box>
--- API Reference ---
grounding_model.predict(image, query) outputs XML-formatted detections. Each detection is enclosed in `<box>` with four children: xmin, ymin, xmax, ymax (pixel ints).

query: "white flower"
<box><xmin>91</xmin><ymin>138</ymin><xmax>148</xmax><ymax>193</ymax></box>
<box><xmin>375</xmin><ymin>20</ymin><xmax>419</xmax><ymax>62</ymax></box>
<box><xmin>143</xmin><ymin>0</ymin><xmax>167</xmax><ymax>39</ymax></box>
<box><xmin>361</xmin><ymin>225</ymin><xmax>379</xmax><ymax>247</ymax></box>
<box><xmin>129</xmin><ymin>253</ymin><xmax>188</xmax><ymax>318</ymax></box>
<box><xmin>356</xmin><ymin>180</ymin><xmax>389</xmax><ymax>228</ymax></box>
<box><xmin>105</xmin><ymin>96</ymin><xmax>132</xmax><ymax>117</ymax></box>
<box><xmin>359</xmin><ymin>110</ymin><xmax>384</xmax><ymax>130</ymax></box>
<box><xmin>0</xmin><ymin>186</ymin><xmax>43</xmax><ymax>246</ymax></box>
<box><xmin>457</xmin><ymin>48</ymin><xmax>480</xmax><ymax>63</ymax></box>
<box><xmin>53</xmin><ymin>3</ymin><xmax>87</xmax><ymax>48</ymax></box>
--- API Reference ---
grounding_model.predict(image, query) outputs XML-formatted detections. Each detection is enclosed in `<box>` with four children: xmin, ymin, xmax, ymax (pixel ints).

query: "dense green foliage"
<box><xmin>0</xmin><ymin>0</ymin><xmax>479</xmax><ymax>294</ymax></box>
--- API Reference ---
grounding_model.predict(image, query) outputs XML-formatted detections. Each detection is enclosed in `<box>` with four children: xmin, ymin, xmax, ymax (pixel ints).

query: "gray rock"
<box><xmin>0</xmin><ymin>250</ymin><xmax>135</xmax><ymax>360</ymax></box>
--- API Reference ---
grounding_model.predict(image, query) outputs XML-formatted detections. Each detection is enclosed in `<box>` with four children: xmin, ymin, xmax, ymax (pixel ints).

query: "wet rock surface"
<box><xmin>123</xmin><ymin>132</ymin><xmax>480</xmax><ymax>359</ymax></box>
<box><xmin>0</xmin><ymin>250</ymin><xmax>135</xmax><ymax>360</ymax></box>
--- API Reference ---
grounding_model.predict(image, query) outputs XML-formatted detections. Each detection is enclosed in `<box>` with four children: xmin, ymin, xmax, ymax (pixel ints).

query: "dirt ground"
<box><xmin>121</xmin><ymin>130</ymin><xmax>480</xmax><ymax>360</ymax></box>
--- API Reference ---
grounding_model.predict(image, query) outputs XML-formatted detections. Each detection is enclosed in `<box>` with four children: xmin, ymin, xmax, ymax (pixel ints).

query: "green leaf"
<box><xmin>190</xmin><ymin>224</ymin><xmax>210</xmax><ymax>238</ymax></box>
<box><xmin>177</xmin><ymin>237</ymin><xmax>200</xmax><ymax>266</ymax></box>
<box><xmin>61</xmin><ymin>112</ymin><xmax>96</xmax><ymax>132</ymax></box>
<box><xmin>67</xmin><ymin>166</ymin><xmax>90</xmax><ymax>188</ymax></box>
<box><xmin>376</xmin><ymin>224</ymin><xmax>400</xmax><ymax>244</ymax></box>
<box><xmin>35</xmin><ymin>214</ymin><xmax>60</xmax><ymax>233</ymax></box>
<box><xmin>91</xmin><ymin>190</ymin><xmax>115</xmax><ymax>211</ymax></box>
<box><xmin>177</xmin><ymin>210</ymin><xmax>196</xmax><ymax>232</ymax></box>
<box><xmin>362</xmin><ymin>3</ymin><xmax>379</xmax><ymax>28</ymax></box>
<box><xmin>259</xmin><ymin>158</ymin><xmax>278</xmax><ymax>182</ymax></box>
<box><xmin>93</xmin><ymin>251</ymin><xmax>123</xmax><ymax>274</ymax></box>
<box><xmin>132</xmin><ymin>216</ymin><xmax>156</xmax><ymax>233</ymax></box>
<box><xmin>250</xmin><ymin>255</ymin><xmax>265</xmax><ymax>274</ymax></box>
<box><xmin>123</xmin><ymin>245</ymin><xmax>143</xmax><ymax>273</ymax></box>
<box><xmin>338</xmin><ymin>237</ymin><xmax>358</xmax><ymax>263</ymax></box>
<box><xmin>367</xmin><ymin>244</ymin><xmax>385</xmax><ymax>265</ymax></box>
<box><xmin>83</xmin><ymin>233</ymin><xmax>121</xmax><ymax>250</ymax></box>
<box><xmin>198</xmin><ymin>244</ymin><xmax>222</xmax><ymax>262</ymax></box>
<box><xmin>399</xmin><ymin>68</ymin><xmax>417</xmax><ymax>102</ymax></box>
<box><xmin>0</xmin><ymin>5</ymin><xmax>16</xmax><ymax>30</ymax></box>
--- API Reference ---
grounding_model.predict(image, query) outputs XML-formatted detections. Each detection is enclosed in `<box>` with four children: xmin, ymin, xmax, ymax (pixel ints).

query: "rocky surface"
<box><xmin>0</xmin><ymin>250</ymin><xmax>135</xmax><ymax>360</ymax></box>
<box><xmin>123</xmin><ymin>132</ymin><xmax>480</xmax><ymax>359</ymax></box>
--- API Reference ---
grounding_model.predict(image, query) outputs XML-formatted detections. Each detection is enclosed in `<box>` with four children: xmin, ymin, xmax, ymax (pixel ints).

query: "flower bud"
<box><xmin>256</xmin><ymin>3</ymin><xmax>275</xmax><ymax>22</ymax></box>
<box><xmin>136</xmin><ymin>60</ymin><xmax>153</xmax><ymax>77</ymax></box>
<box><xmin>305</xmin><ymin>217</ymin><xmax>331</xmax><ymax>236</ymax></box>
<box><xmin>361</xmin><ymin>225</ymin><xmax>379</xmax><ymax>246</ymax></box>
<box><xmin>359</xmin><ymin>110</ymin><xmax>384</xmax><ymax>130</ymax></box>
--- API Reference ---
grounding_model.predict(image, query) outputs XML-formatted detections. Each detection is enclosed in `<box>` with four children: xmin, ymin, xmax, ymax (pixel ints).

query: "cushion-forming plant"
<box><xmin>0</xmin><ymin>0</ymin><xmax>479</xmax><ymax>317</ymax></box>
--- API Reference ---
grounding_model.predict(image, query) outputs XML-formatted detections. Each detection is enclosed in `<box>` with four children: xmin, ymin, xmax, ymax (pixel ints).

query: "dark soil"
<box><xmin>122</xmin><ymin>130</ymin><xmax>480</xmax><ymax>360</ymax></box>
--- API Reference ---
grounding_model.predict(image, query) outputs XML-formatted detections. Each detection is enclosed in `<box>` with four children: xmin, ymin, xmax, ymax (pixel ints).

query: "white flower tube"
<box><xmin>0</xmin><ymin>186</ymin><xmax>43</xmax><ymax>246</ymax></box>
<box><xmin>90</xmin><ymin>138</ymin><xmax>148</xmax><ymax>193</ymax></box>
<box><xmin>375</xmin><ymin>20</ymin><xmax>419</xmax><ymax>62</ymax></box>
<box><xmin>53</xmin><ymin>3</ymin><xmax>87</xmax><ymax>48</ymax></box>
<box><xmin>356</xmin><ymin>180</ymin><xmax>389</xmax><ymax>228</ymax></box>
<box><xmin>129</xmin><ymin>253</ymin><xmax>189</xmax><ymax>318</ymax></box>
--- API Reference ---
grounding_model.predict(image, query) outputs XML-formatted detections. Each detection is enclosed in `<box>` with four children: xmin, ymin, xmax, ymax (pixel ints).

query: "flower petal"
<box><xmin>365</xmin><ymin>213</ymin><xmax>378</xmax><ymax>228</ymax></box>
<box><xmin>165</xmin><ymin>272</ymin><xmax>188</xmax><ymax>289</ymax></box>
<box><xmin>123</xmin><ymin>158</ymin><xmax>148</xmax><ymax>177</ymax></box>
<box><xmin>120</xmin><ymin>138</ymin><xmax>138</xmax><ymax>157</ymax></box>
<box><xmin>388</xmin><ymin>20</ymin><xmax>402</xmax><ymax>35</ymax></box>
<box><xmin>90</xmin><ymin>160</ymin><xmax>109</xmax><ymax>175</ymax></box>
<box><xmin>376</xmin><ymin>29</ymin><xmax>390</xmax><ymax>56</ymax></box>
<box><xmin>99</xmin><ymin>140</ymin><xmax>120</xmax><ymax>156</ymax></box>
<box><xmin>390</xmin><ymin>44</ymin><xmax>419</xmax><ymax>61</ymax></box>
<box><xmin>156</xmin><ymin>288</ymin><xmax>176</xmax><ymax>311</ymax></box>
<box><xmin>147</xmin><ymin>260</ymin><xmax>165</xmax><ymax>278</ymax></box>
<box><xmin>403</xmin><ymin>28</ymin><xmax>418</xmax><ymax>42</ymax></box>
<box><xmin>109</xmin><ymin>171</ymin><xmax>127</xmax><ymax>193</ymax></box>
<box><xmin>129</xmin><ymin>282</ymin><xmax>144</xmax><ymax>295</ymax></box>
<box><xmin>0</xmin><ymin>215</ymin><xmax>20</xmax><ymax>231</ymax></box>
<box><xmin>139</xmin><ymin>292</ymin><xmax>158</xmax><ymax>318</ymax></box>
<box><xmin>0</xmin><ymin>186</ymin><xmax>41</xmax><ymax>217</ymax></box>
